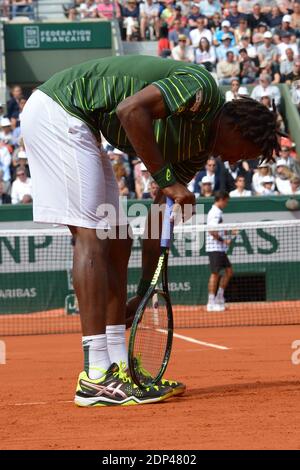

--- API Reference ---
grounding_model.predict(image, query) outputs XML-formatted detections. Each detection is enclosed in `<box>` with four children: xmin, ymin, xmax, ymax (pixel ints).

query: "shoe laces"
<box><xmin>135</xmin><ymin>354</ymin><xmax>152</xmax><ymax>378</ymax></box>
<box><xmin>136</xmin><ymin>354</ymin><xmax>177</xmax><ymax>387</ymax></box>
<box><xmin>113</xmin><ymin>361</ymin><xmax>138</xmax><ymax>388</ymax></box>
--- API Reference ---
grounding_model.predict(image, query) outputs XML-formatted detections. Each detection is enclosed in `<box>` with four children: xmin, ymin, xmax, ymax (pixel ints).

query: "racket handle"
<box><xmin>161</xmin><ymin>197</ymin><xmax>174</xmax><ymax>248</ymax></box>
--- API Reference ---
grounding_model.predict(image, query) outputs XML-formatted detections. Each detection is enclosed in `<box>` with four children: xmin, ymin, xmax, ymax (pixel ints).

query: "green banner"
<box><xmin>4</xmin><ymin>22</ymin><xmax>112</xmax><ymax>51</ymax></box>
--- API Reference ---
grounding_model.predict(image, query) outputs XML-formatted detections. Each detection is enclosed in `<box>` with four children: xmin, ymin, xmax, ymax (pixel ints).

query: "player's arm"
<box><xmin>116</xmin><ymin>85</ymin><xmax>195</xmax><ymax>207</ymax></box>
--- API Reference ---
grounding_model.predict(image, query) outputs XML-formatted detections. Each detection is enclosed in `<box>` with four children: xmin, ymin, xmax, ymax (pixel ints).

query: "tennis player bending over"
<box><xmin>21</xmin><ymin>55</ymin><xmax>280</xmax><ymax>407</ymax></box>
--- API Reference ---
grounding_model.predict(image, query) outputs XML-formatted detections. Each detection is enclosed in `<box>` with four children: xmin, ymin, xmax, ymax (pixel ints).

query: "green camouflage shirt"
<box><xmin>39</xmin><ymin>55</ymin><xmax>225</xmax><ymax>184</ymax></box>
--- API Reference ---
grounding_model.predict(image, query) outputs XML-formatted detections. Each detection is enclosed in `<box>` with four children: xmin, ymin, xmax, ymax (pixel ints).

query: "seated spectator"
<box><xmin>277</xmin><ymin>31</ymin><xmax>298</xmax><ymax>62</ymax></box>
<box><xmin>0</xmin><ymin>118</ymin><xmax>14</xmax><ymax>146</ymax></box>
<box><xmin>7</xmin><ymin>85</ymin><xmax>23</xmax><ymax>122</ymax></box>
<box><xmin>239</xmin><ymin>48</ymin><xmax>258</xmax><ymax>84</ymax></box>
<box><xmin>187</xmin><ymin>4</ymin><xmax>202</xmax><ymax>29</ymax></box>
<box><xmin>228</xmin><ymin>2</ymin><xmax>245</xmax><ymax>29</ymax></box>
<box><xmin>208</xmin><ymin>11</ymin><xmax>222</xmax><ymax>33</ymax></box>
<box><xmin>120</xmin><ymin>0</ymin><xmax>140</xmax><ymax>41</ymax></box>
<box><xmin>0</xmin><ymin>181</ymin><xmax>11</xmax><ymax>205</ymax></box>
<box><xmin>168</xmin><ymin>18</ymin><xmax>190</xmax><ymax>49</ymax></box>
<box><xmin>78</xmin><ymin>0</ymin><xmax>97</xmax><ymax>19</ymax></box>
<box><xmin>157</xmin><ymin>25</ymin><xmax>171</xmax><ymax>56</ymax></box>
<box><xmin>237</xmin><ymin>0</ymin><xmax>257</xmax><ymax>15</ymax></box>
<box><xmin>260</xmin><ymin>175</ymin><xmax>277</xmax><ymax>195</ymax></box>
<box><xmin>283</xmin><ymin>59</ymin><xmax>300</xmax><ymax>85</ymax></box>
<box><xmin>252</xmin><ymin>161</ymin><xmax>272</xmax><ymax>194</ymax></box>
<box><xmin>0</xmin><ymin>141</ymin><xmax>11</xmax><ymax>187</ymax></box>
<box><xmin>217</xmin><ymin>51</ymin><xmax>240</xmax><ymax>85</ymax></box>
<box><xmin>149</xmin><ymin>179</ymin><xmax>159</xmax><ymax>199</ymax></box>
<box><xmin>171</xmin><ymin>34</ymin><xmax>194</xmax><ymax>62</ymax></box>
<box><xmin>234</xmin><ymin>17</ymin><xmax>251</xmax><ymax>44</ymax></box>
<box><xmin>214</xmin><ymin>19</ymin><xmax>235</xmax><ymax>46</ymax></box>
<box><xmin>291</xmin><ymin>1</ymin><xmax>300</xmax><ymax>32</ymax></box>
<box><xmin>266</xmin><ymin>6</ymin><xmax>283</xmax><ymax>30</ymax></box>
<box><xmin>280</xmin><ymin>48</ymin><xmax>296</xmax><ymax>81</ymax></box>
<box><xmin>225</xmin><ymin>160</ymin><xmax>253</xmax><ymax>189</ymax></box>
<box><xmin>275</xmin><ymin>14</ymin><xmax>295</xmax><ymax>38</ymax></box>
<box><xmin>275</xmin><ymin>159</ymin><xmax>294</xmax><ymax>195</ymax></box>
<box><xmin>225</xmin><ymin>78</ymin><xmax>240</xmax><ymax>101</ymax></box>
<box><xmin>238</xmin><ymin>35</ymin><xmax>257</xmax><ymax>59</ymax></box>
<box><xmin>11</xmin><ymin>0</ymin><xmax>34</xmax><ymax>20</ymax></box>
<box><xmin>199</xmin><ymin>175</ymin><xmax>214</xmax><ymax>197</ymax></box>
<box><xmin>251</xmin><ymin>73</ymin><xmax>281</xmax><ymax>105</ymax></box>
<box><xmin>193</xmin><ymin>157</ymin><xmax>220</xmax><ymax>193</ymax></box>
<box><xmin>276</xmin><ymin>145</ymin><xmax>297</xmax><ymax>173</ymax></box>
<box><xmin>135</xmin><ymin>163</ymin><xmax>152</xmax><ymax>199</ymax></box>
<box><xmin>288</xmin><ymin>176</ymin><xmax>300</xmax><ymax>195</ymax></box>
<box><xmin>259</xmin><ymin>60</ymin><xmax>281</xmax><ymax>84</ymax></box>
<box><xmin>216</xmin><ymin>34</ymin><xmax>238</xmax><ymax>61</ymax></box>
<box><xmin>118</xmin><ymin>178</ymin><xmax>129</xmax><ymax>197</ymax></box>
<box><xmin>247</xmin><ymin>3</ymin><xmax>268</xmax><ymax>31</ymax></box>
<box><xmin>257</xmin><ymin>31</ymin><xmax>279</xmax><ymax>65</ymax></box>
<box><xmin>177</xmin><ymin>0</ymin><xmax>192</xmax><ymax>18</ymax></box>
<box><xmin>11</xmin><ymin>149</ymin><xmax>31</xmax><ymax>181</ymax></box>
<box><xmin>260</xmin><ymin>94</ymin><xmax>284</xmax><ymax>131</ymax></box>
<box><xmin>199</xmin><ymin>0</ymin><xmax>221</xmax><ymax>19</ymax></box>
<box><xmin>96</xmin><ymin>0</ymin><xmax>119</xmax><ymax>19</ymax></box>
<box><xmin>291</xmin><ymin>79</ymin><xmax>300</xmax><ymax>113</ymax></box>
<box><xmin>140</xmin><ymin>0</ymin><xmax>160</xmax><ymax>40</ymax></box>
<box><xmin>189</xmin><ymin>17</ymin><xmax>213</xmax><ymax>47</ymax></box>
<box><xmin>11</xmin><ymin>166</ymin><xmax>32</xmax><ymax>204</ymax></box>
<box><xmin>194</xmin><ymin>37</ymin><xmax>216</xmax><ymax>70</ymax></box>
<box><xmin>160</xmin><ymin>0</ymin><xmax>176</xmax><ymax>26</ymax></box>
<box><xmin>229</xmin><ymin>175</ymin><xmax>252</xmax><ymax>197</ymax></box>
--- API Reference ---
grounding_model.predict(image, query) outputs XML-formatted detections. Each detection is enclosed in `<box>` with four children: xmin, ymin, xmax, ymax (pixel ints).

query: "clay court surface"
<box><xmin>1</xmin><ymin>325</ymin><xmax>300</xmax><ymax>450</ymax></box>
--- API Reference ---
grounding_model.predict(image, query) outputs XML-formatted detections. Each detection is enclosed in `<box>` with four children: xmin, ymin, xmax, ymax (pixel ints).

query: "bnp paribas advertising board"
<box><xmin>1</xmin><ymin>223</ymin><xmax>300</xmax><ymax>315</ymax></box>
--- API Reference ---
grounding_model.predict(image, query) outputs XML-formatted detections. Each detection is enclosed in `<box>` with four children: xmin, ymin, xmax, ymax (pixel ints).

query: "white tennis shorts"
<box><xmin>21</xmin><ymin>90</ymin><xmax>127</xmax><ymax>229</ymax></box>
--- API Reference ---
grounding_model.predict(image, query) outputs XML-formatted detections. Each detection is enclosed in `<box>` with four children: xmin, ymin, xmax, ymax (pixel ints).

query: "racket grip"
<box><xmin>161</xmin><ymin>197</ymin><xmax>174</xmax><ymax>248</ymax></box>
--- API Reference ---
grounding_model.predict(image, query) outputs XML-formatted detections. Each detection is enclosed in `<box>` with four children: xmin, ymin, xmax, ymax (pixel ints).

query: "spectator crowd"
<box><xmin>2</xmin><ymin>1</ymin><xmax>300</xmax><ymax>204</ymax></box>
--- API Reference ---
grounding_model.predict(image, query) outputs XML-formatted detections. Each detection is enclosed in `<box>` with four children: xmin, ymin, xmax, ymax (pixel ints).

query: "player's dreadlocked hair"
<box><xmin>222</xmin><ymin>96</ymin><xmax>281</xmax><ymax>163</ymax></box>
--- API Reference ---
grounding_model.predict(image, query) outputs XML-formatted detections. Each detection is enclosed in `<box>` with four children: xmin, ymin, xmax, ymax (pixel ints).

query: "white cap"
<box><xmin>201</xmin><ymin>176</ymin><xmax>213</xmax><ymax>185</ymax></box>
<box><xmin>112</xmin><ymin>148</ymin><xmax>124</xmax><ymax>155</ymax></box>
<box><xmin>0</xmin><ymin>117</ymin><xmax>11</xmax><ymax>127</ymax></box>
<box><xmin>276</xmin><ymin>158</ymin><xmax>288</xmax><ymax>167</ymax></box>
<box><xmin>263</xmin><ymin>31</ymin><xmax>272</xmax><ymax>39</ymax></box>
<box><xmin>222</xmin><ymin>20</ymin><xmax>231</xmax><ymax>28</ymax></box>
<box><xmin>238</xmin><ymin>86</ymin><xmax>249</xmax><ymax>96</ymax></box>
<box><xmin>282</xmin><ymin>14</ymin><xmax>292</xmax><ymax>23</ymax></box>
<box><xmin>17</xmin><ymin>150</ymin><xmax>27</xmax><ymax>160</ymax></box>
<box><xmin>140</xmin><ymin>162</ymin><xmax>148</xmax><ymax>171</ymax></box>
<box><xmin>261</xmin><ymin>175</ymin><xmax>275</xmax><ymax>184</ymax></box>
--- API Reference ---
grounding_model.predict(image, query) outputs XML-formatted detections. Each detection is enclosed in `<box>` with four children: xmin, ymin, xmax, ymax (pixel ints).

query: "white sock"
<box><xmin>208</xmin><ymin>294</ymin><xmax>215</xmax><ymax>305</ymax></box>
<box><xmin>216</xmin><ymin>287</ymin><xmax>224</xmax><ymax>301</ymax></box>
<box><xmin>82</xmin><ymin>334</ymin><xmax>110</xmax><ymax>380</ymax></box>
<box><xmin>106</xmin><ymin>324</ymin><xmax>128</xmax><ymax>368</ymax></box>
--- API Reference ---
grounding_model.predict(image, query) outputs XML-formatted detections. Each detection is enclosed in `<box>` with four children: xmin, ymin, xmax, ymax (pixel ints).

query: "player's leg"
<box><xmin>207</xmin><ymin>252</ymin><xmax>221</xmax><ymax>311</ymax></box>
<box><xmin>216</xmin><ymin>259</ymin><xmax>233</xmax><ymax>308</ymax></box>
<box><xmin>21</xmin><ymin>91</ymin><xmax>172</xmax><ymax>406</ymax></box>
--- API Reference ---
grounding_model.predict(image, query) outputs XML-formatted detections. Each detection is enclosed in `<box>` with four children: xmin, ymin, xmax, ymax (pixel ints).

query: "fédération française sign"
<box><xmin>4</xmin><ymin>22</ymin><xmax>112</xmax><ymax>51</ymax></box>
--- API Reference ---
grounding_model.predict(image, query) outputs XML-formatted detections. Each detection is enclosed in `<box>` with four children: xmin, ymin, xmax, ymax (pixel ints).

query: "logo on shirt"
<box><xmin>166</xmin><ymin>169</ymin><xmax>171</xmax><ymax>182</ymax></box>
<box><xmin>189</xmin><ymin>90</ymin><xmax>203</xmax><ymax>113</ymax></box>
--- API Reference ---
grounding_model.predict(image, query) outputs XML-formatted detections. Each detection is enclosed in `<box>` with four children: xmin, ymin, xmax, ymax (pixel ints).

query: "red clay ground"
<box><xmin>0</xmin><ymin>326</ymin><xmax>300</xmax><ymax>450</ymax></box>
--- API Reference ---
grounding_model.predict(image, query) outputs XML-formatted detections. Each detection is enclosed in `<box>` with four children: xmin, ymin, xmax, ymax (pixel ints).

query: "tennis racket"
<box><xmin>128</xmin><ymin>197</ymin><xmax>174</xmax><ymax>388</ymax></box>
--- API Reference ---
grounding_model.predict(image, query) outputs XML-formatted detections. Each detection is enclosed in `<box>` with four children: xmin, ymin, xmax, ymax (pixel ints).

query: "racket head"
<box><xmin>128</xmin><ymin>288</ymin><xmax>173</xmax><ymax>388</ymax></box>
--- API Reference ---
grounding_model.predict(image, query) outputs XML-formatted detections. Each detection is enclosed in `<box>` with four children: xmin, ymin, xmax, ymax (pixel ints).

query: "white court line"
<box><xmin>156</xmin><ymin>329</ymin><xmax>229</xmax><ymax>350</ymax></box>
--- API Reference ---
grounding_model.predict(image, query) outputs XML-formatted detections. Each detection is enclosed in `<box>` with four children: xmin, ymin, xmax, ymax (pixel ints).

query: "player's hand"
<box><xmin>224</xmin><ymin>239</ymin><xmax>231</xmax><ymax>246</ymax></box>
<box><xmin>126</xmin><ymin>295</ymin><xmax>142</xmax><ymax>329</ymax></box>
<box><xmin>162</xmin><ymin>183</ymin><xmax>196</xmax><ymax>221</ymax></box>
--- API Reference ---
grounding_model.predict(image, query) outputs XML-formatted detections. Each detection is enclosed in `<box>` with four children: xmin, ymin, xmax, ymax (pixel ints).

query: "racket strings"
<box><xmin>133</xmin><ymin>292</ymin><xmax>169</xmax><ymax>382</ymax></box>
